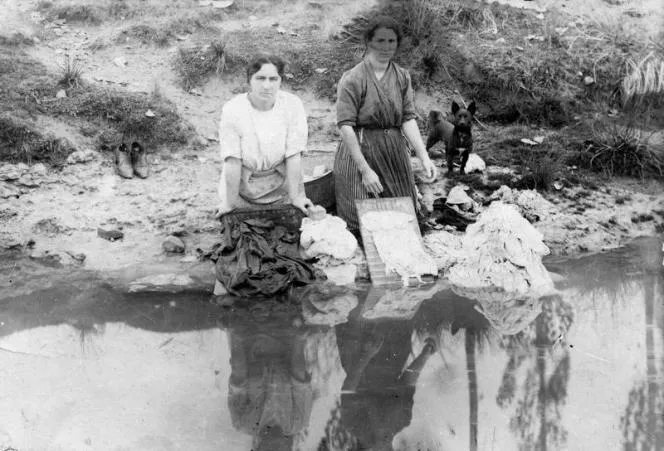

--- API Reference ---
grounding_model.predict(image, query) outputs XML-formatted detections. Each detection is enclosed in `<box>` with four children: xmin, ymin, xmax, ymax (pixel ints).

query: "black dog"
<box><xmin>426</xmin><ymin>101</ymin><xmax>476</xmax><ymax>174</ymax></box>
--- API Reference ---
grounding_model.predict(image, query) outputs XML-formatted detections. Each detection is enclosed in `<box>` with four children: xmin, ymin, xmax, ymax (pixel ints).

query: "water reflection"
<box><xmin>0</xmin><ymin>237</ymin><xmax>662</xmax><ymax>450</ymax></box>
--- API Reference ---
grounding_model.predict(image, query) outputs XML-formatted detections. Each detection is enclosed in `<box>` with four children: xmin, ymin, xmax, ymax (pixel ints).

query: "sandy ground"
<box><xmin>0</xmin><ymin>0</ymin><xmax>663</xmax><ymax>293</ymax></box>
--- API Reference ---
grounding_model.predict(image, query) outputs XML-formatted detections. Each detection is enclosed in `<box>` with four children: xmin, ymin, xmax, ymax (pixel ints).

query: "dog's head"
<box><xmin>131</xmin><ymin>141</ymin><xmax>143</xmax><ymax>152</ymax></box>
<box><xmin>450</xmin><ymin>101</ymin><xmax>476</xmax><ymax>131</ymax></box>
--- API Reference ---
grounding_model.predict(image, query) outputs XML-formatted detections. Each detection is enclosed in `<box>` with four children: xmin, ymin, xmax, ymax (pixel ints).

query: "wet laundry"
<box><xmin>206</xmin><ymin>216</ymin><xmax>323</xmax><ymax>297</ymax></box>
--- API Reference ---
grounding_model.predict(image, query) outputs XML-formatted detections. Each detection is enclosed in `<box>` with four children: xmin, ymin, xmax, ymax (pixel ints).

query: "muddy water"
<box><xmin>0</xmin><ymin>238</ymin><xmax>662</xmax><ymax>451</ymax></box>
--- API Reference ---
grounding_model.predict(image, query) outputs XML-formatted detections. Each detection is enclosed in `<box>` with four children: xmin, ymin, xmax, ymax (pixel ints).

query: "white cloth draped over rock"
<box><xmin>446</xmin><ymin>201</ymin><xmax>555</xmax><ymax>297</ymax></box>
<box><xmin>300</xmin><ymin>215</ymin><xmax>358</xmax><ymax>260</ymax></box>
<box><xmin>299</xmin><ymin>214</ymin><xmax>359</xmax><ymax>285</ymax></box>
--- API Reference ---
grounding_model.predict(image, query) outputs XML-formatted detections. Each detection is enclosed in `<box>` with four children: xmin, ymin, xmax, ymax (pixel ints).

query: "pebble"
<box><xmin>162</xmin><ymin>235</ymin><xmax>185</xmax><ymax>253</ymax></box>
<box><xmin>97</xmin><ymin>227</ymin><xmax>124</xmax><ymax>241</ymax></box>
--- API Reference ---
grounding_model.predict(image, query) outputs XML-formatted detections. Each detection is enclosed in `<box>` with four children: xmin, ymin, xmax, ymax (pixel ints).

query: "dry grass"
<box><xmin>57</xmin><ymin>53</ymin><xmax>84</xmax><ymax>88</ymax></box>
<box><xmin>0</xmin><ymin>115</ymin><xmax>75</xmax><ymax>166</ymax></box>
<box><xmin>622</xmin><ymin>51</ymin><xmax>664</xmax><ymax>105</ymax></box>
<box><xmin>38</xmin><ymin>0</ymin><xmax>232</xmax><ymax>24</ymax></box>
<box><xmin>0</xmin><ymin>47</ymin><xmax>194</xmax><ymax>163</ymax></box>
<box><xmin>173</xmin><ymin>39</ymin><xmax>229</xmax><ymax>91</ymax></box>
<box><xmin>579</xmin><ymin>120</ymin><xmax>663</xmax><ymax>178</ymax></box>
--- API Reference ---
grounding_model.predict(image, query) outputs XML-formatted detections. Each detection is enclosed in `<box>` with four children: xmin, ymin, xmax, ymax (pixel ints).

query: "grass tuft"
<box><xmin>0</xmin><ymin>115</ymin><xmax>74</xmax><ymax>166</ymax></box>
<box><xmin>48</xmin><ymin>86</ymin><xmax>196</xmax><ymax>149</ymax></box>
<box><xmin>173</xmin><ymin>39</ymin><xmax>229</xmax><ymax>91</ymax></box>
<box><xmin>622</xmin><ymin>52</ymin><xmax>664</xmax><ymax>105</ymax></box>
<box><xmin>579</xmin><ymin>120</ymin><xmax>663</xmax><ymax>178</ymax></box>
<box><xmin>57</xmin><ymin>54</ymin><xmax>84</xmax><ymax>88</ymax></box>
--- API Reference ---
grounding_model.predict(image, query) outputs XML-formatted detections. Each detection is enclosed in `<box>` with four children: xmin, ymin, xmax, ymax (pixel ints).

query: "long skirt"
<box><xmin>333</xmin><ymin>127</ymin><xmax>418</xmax><ymax>233</ymax></box>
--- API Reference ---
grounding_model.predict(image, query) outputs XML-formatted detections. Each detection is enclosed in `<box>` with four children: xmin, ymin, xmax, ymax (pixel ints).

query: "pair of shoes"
<box><xmin>114</xmin><ymin>141</ymin><xmax>149</xmax><ymax>179</ymax></box>
<box><xmin>130</xmin><ymin>141</ymin><xmax>149</xmax><ymax>179</ymax></box>
<box><xmin>114</xmin><ymin>143</ymin><xmax>133</xmax><ymax>178</ymax></box>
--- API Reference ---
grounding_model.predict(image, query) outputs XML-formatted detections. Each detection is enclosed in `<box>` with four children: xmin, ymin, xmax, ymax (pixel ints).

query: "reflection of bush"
<box><xmin>621</xmin><ymin>380</ymin><xmax>664</xmax><ymax>449</ymax></box>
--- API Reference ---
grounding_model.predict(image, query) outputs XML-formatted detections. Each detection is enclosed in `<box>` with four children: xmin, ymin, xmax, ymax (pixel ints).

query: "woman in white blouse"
<box><xmin>215</xmin><ymin>54</ymin><xmax>314</xmax><ymax>218</ymax></box>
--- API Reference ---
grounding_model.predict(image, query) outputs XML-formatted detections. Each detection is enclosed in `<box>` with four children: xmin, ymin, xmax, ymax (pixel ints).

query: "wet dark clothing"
<box><xmin>334</xmin><ymin>60</ymin><xmax>419</xmax><ymax>232</ymax></box>
<box><xmin>209</xmin><ymin>216</ymin><xmax>322</xmax><ymax>297</ymax></box>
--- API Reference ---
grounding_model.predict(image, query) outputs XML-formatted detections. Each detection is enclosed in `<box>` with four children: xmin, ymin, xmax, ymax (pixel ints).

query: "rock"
<box><xmin>56</xmin><ymin>89</ymin><xmax>67</xmax><ymax>99</ymax></box>
<box><xmin>212</xmin><ymin>0</ymin><xmax>234</xmax><ymax>7</ymax></box>
<box><xmin>162</xmin><ymin>235</ymin><xmax>185</xmax><ymax>253</ymax></box>
<box><xmin>193</xmin><ymin>135</ymin><xmax>208</xmax><ymax>147</ymax></box>
<box><xmin>65</xmin><ymin>251</ymin><xmax>87</xmax><ymax>263</ymax></box>
<box><xmin>113</xmin><ymin>56</ymin><xmax>128</xmax><ymax>67</ymax></box>
<box><xmin>66</xmin><ymin>149</ymin><xmax>97</xmax><ymax>164</ymax></box>
<box><xmin>583</xmin><ymin>76</ymin><xmax>595</xmax><ymax>85</ymax></box>
<box><xmin>0</xmin><ymin>165</ymin><xmax>21</xmax><ymax>181</ymax></box>
<box><xmin>31</xmin><ymin>163</ymin><xmax>47</xmax><ymax>176</ymax></box>
<box><xmin>521</xmin><ymin>138</ymin><xmax>539</xmax><ymax>145</ymax></box>
<box><xmin>145</xmin><ymin>109</ymin><xmax>155</xmax><ymax>117</ymax></box>
<box><xmin>128</xmin><ymin>273</ymin><xmax>195</xmax><ymax>292</ymax></box>
<box><xmin>97</xmin><ymin>227</ymin><xmax>124</xmax><ymax>241</ymax></box>
<box><xmin>32</xmin><ymin>217</ymin><xmax>72</xmax><ymax>236</ymax></box>
<box><xmin>17</xmin><ymin>174</ymin><xmax>41</xmax><ymax>188</ymax></box>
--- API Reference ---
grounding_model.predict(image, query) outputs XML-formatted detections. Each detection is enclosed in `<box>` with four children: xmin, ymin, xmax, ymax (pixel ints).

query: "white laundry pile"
<box><xmin>422</xmin><ymin>230</ymin><xmax>464</xmax><ymax>272</ymax></box>
<box><xmin>446</xmin><ymin>201</ymin><xmax>555</xmax><ymax>299</ymax></box>
<box><xmin>361</xmin><ymin>211</ymin><xmax>438</xmax><ymax>284</ymax></box>
<box><xmin>300</xmin><ymin>214</ymin><xmax>359</xmax><ymax>285</ymax></box>
<box><xmin>490</xmin><ymin>185</ymin><xmax>555</xmax><ymax>222</ymax></box>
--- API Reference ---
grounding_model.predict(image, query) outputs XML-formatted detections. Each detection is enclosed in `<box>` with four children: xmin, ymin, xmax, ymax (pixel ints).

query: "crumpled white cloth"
<box><xmin>300</xmin><ymin>214</ymin><xmax>358</xmax><ymax>260</ymax></box>
<box><xmin>464</xmin><ymin>153</ymin><xmax>486</xmax><ymax>173</ymax></box>
<box><xmin>446</xmin><ymin>201</ymin><xmax>554</xmax><ymax>296</ymax></box>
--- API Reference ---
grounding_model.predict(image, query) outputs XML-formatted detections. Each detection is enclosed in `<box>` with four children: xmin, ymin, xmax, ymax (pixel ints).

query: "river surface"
<box><xmin>0</xmin><ymin>237</ymin><xmax>662</xmax><ymax>451</ymax></box>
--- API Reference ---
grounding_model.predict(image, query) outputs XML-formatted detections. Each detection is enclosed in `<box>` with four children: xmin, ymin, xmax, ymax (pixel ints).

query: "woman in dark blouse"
<box><xmin>334</xmin><ymin>15</ymin><xmax>437</xmax><ymax>233</ymax></box>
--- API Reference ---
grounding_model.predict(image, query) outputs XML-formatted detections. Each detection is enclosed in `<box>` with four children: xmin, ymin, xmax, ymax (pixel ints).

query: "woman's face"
<box><xmin>367</xmin><ymin>27</ymin><xmax>398</xmax><ymax>63</ymax></box>
<box><xmin>249</xmin><ymin>63</ymin><xmax>281</xmax><ymax>102</ymax></box>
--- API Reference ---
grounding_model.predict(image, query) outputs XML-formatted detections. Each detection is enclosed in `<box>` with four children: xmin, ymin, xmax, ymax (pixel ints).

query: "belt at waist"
<box><xmin>354</xmin><ymin>126</ymin><xmax>401</xmax><ymax>132</ymax></box>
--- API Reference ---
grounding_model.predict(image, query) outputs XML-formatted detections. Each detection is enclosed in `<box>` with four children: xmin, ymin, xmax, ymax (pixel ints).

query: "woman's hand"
<box><xmin>361</xmin><ymin>167</ymin><xmax>384</xmax><ymax>196</ymax></box>
<box><xmin>214</xmin><ymin>202</ymin><xmax>236</xmax><ymax>219</ymax></box>
<box><xmin>419</xmin><ymin>156</ymin><xmax>438</xmax><ymax>182</ymax></box>
<box><xmin>290</xmin><ymin>196</ymin><xmax>314</xmax><ymax>214</ymax></box>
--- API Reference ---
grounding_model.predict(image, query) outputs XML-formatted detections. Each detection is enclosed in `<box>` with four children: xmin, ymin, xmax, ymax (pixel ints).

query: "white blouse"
<box><xmin>217</xmin><ymin>91</ymin><xmax>308</xmax><ymax>209</ymax></box>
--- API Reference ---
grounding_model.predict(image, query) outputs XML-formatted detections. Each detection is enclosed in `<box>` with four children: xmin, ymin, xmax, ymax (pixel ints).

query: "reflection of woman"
<box><xmin>226</xmin><ymin>323</ymin><xmax>313</xmax><ymax>451</ymax></box>
<box><xmin>216</xmin><ymin>54</ymin><xmax>314</xmax><ymax>218</ymax></box>
<box><xmin>334</xmin><ymin>16</ymin><xmax>437</xmax><ymax>234</ymax></box>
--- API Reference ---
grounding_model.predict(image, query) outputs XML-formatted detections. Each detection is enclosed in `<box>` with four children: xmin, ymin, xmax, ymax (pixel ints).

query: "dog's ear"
<box><xmin>467</xmin><ymin>101</ymin><xmax>477</xmax><ymax>116</ymax></box>
<box><xmin>428</xmin><ymin>110</ymin><xmax>442</xmax><ymax>124</ymax></box>
<box><xmin>451</xmin><ymin>101</ymin><xmax>460</xmax><ymax>115</ymax></box>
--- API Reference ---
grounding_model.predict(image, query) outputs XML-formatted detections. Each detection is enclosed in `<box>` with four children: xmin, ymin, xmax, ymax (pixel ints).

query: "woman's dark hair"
<box><xmin>364</xmin><ymin>15</ymin><xmax>403</xmax><ymax>46</ymax></box>
<box><xmin>246</xmin><ymin>54</ymin><xmax>286</xmax><ymax>82</ymax></box>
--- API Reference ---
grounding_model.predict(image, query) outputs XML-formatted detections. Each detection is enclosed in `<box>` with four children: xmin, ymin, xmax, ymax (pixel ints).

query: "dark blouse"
<box><xmin>336</xmin><ymin>60</ymin><xmax>418</xmax><ymax>129</ymax></box>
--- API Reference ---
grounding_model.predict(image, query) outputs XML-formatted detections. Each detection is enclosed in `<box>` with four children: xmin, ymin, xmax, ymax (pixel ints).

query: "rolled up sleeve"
<box><xmin>336</xmin><ymin>71</ymin><xmax>362</xmax><ymax>128</ymax></box>
<box><xmin>401</xmin><ymin>70</ymin><xmax>418</xmax><ymax>123</ymax></box>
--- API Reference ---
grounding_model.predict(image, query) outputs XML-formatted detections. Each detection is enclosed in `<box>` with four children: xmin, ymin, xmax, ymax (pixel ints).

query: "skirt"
<box><xmin>333</xmin><ymin>127</ymin><xmax>418</xmax><ymax>233</ymax></box>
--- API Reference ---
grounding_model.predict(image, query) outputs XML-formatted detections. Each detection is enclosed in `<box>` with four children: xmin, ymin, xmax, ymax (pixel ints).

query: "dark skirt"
<box><xmin>333</xmin><ymin>127</ymin><xmax>418</xmax><ymax>232</ymax></box>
